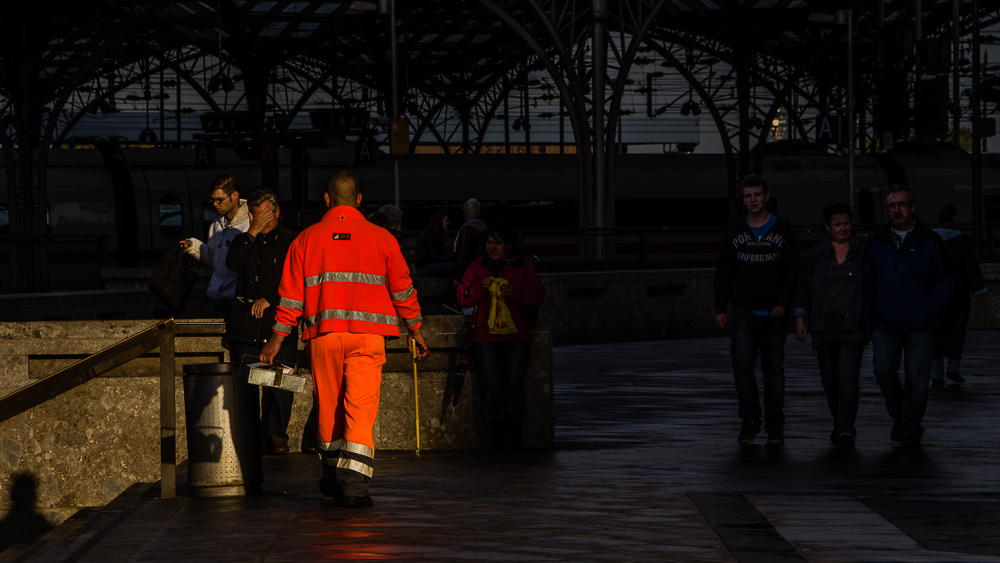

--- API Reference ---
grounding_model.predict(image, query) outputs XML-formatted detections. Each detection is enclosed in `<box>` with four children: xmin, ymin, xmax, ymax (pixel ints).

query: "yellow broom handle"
<box><xmin>412</xmin><ymin>339</ymin><xmax>421</xmax><ymax>455</ymax></box>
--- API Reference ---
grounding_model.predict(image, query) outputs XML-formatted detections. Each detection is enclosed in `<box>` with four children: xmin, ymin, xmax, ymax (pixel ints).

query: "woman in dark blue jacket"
<box><xmin>793</xmin><ymin>203</ymin><xmax>869</xmax><ymax>447</ymax></box>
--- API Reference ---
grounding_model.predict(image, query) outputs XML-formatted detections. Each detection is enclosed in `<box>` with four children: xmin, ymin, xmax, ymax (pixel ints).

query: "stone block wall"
<box><xmin>0</xmin><ymin>315</ymin><xmax>553</xmax><ymax>518</ymax></box>
<box><xmin>539</xmin><ymin>269</ymin><xmax>725</xmax><ymax>344</ymax></box>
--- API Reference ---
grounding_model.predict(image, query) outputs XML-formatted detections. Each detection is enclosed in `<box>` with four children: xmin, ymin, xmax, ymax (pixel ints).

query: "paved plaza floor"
<box><xmin>5</xmin><ymin>332</ymin><xmax>1000</xmax><ymax>562</ymax></box>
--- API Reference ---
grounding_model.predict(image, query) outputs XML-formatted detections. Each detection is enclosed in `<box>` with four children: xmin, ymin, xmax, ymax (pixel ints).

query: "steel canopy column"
<box><xmin>389</xmin><ymin>0</ymin><xmax>401</xmax><ymax>209</ymax></box>
<box><xmin>593</xmin><ymin>0</ymin><xmax>607</xmax><ymax>231</ymax></box>
<box><xmin>972</xmin><ymin>0</ymin><xmax>983</xmax><ymax>258</ymax></box>
<box><xmin>736</xmin><ymin>53</ymin><xmax>751</xmax><ymax>220</ymax></box>
<box><xmin>846</xmin><ymin>9</ymin><xmax>855</xmax><ymax>216</ymax></box>
<box><xmin>953</xmin><ymin>0</ymin><xmax>962</xmax><ymax>147</ymax></box>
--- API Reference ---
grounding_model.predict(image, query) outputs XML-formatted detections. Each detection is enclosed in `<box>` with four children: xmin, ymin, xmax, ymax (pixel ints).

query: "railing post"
<box><xmin>159</xmin><ymin>319</ymin><xmax>177</xmax><ymax>499</ymax></box>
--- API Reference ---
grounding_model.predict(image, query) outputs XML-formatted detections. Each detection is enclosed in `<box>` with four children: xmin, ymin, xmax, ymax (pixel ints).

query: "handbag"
<box><xmin>148</xmin><ymin>245</ymin><xmax>197</xmax><ymax>311</ymax></box>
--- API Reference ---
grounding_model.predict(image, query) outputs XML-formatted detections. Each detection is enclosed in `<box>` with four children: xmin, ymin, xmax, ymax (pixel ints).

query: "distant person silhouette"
<box><xmin>930</xmin><ymin>205</ymin><xmax>987</xmax><ymax>387</ymax></box>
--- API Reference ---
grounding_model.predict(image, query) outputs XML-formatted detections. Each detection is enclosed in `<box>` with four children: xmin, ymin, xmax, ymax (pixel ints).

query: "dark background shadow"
<box><xmin>0</xmin><ymin>472</ymin><xmax>53</xmax><ymax>554</ymax></box>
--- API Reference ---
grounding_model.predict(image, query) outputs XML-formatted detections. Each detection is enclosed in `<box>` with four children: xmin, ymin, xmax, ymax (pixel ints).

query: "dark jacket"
<box><xmin>793</xmin><ymin>238</ymin><xmax>869</xmax><ymax>332</ymax></box>
<box><xmin>414</xmin><ymin>230</ymin><xmax>451</xmax><ymax>270</ymax></box>
<box><xmin>713</xmin><ymin>214</ymin><xmax>801</xmax><ymax>315</ymax></box>
<box><xmin>861</xmin><ymin>218</ymin><xmax>951</xmax><ymax>333</ymax></box>
<box><xmin>932</xmin><ymin>226</ymin><xmax>987</xmax><ymax>356</ymax></box>
<box><xmin>225</xmin><ymin>226</ymin><xmax>298</xmax><ymax>347</ymax></box>
<box><xmin>456</xmin><ymin>256</ymin><xmax>546</xmax><ymax>344</ymax></box>
<box><xmin>453</xmin><ymin>219</ymin><xmax>487</xmax><ymax>284</ymax></box>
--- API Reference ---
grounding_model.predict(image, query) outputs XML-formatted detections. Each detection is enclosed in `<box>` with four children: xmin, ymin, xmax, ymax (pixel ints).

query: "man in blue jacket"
<box><xmin>862</xmin><ymin>184</ymin><xmax>951</xmax><ymax>448</ymax></box>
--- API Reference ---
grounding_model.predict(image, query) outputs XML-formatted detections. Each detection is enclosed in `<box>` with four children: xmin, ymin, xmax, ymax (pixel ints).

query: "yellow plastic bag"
<box><xmin>487</xmin><ymin>276</ymin><xmax>518</xmax><ymax>335</ymax></box>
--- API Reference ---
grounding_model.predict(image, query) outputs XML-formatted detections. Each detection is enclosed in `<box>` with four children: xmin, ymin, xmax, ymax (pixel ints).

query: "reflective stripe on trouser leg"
<box><xmin>318</xmin><ymin>440</ymin><xmax>343</xmax><ymax>491</ymax></box>
<box><xmin>310</xmin><ymin>331</ymin><xmax>385</xmax><ymax>497</ymax></box>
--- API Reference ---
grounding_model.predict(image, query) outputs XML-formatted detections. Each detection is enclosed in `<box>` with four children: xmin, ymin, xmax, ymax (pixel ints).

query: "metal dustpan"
<box><xmin>241</xmin><ymin>358</ymin><xmax>308</xmax><ymax>394</ymax></box>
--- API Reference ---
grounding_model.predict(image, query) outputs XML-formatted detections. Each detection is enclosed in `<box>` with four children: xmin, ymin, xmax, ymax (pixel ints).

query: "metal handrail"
<box><xmin>0</xmin><ymin>318</ymin><xmax>225</xmax><ymax>499</ymax></box>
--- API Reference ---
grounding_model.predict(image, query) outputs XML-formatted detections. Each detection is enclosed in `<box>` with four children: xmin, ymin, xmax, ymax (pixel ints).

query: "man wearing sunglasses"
<box><xmin>181</xmin><ymin>173</ymin><xmax>251</xmax><ymax>316</ymax></box>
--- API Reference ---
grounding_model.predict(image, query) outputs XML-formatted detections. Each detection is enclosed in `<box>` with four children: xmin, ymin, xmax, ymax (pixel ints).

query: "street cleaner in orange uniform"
<box><xmin>261</xmin><ymin>170</ymin><xmax>429</xmax><ymax>508</ymax></box>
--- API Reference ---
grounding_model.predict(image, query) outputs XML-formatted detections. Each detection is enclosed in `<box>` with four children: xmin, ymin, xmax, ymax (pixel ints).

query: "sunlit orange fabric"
<box><xmin>310</xmin><ymin>332</ymin><xmax>385</xmax><ymax>450</ymax></box>
<box><xmin>273</xmin><ymin>206</ymin><xmax>421</xmax><ymax>340</ymax></box>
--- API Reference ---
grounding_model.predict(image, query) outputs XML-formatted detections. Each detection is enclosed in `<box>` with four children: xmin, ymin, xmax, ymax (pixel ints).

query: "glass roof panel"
<box><xmin>250</xmin><ymin>1</ymin><xmax>278</xmax><ymax>13</ymax></box>
<box><xmin>259</xmin><ymin>21</ymin><xmax>288</xmax><ymax>37</ymax></box>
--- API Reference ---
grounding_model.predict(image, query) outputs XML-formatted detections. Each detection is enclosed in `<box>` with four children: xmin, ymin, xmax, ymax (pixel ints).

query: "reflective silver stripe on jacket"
<box><xmin>342</xmin><ymin>441</ymin><xmax>375</xmax><ymax>459</ymax></box>
<box><xmin>337</xmin><ymin>457</ymin><xmax>374</xmax><ymax>478</ymax></box>
<box><xmin>305</xmin><ymin>308</ymin><xmax>400</xmax><ymax>328</ymax></box>
<box><xmin>317</xmin><ymin>439</ymin><xmax>344</xmax><ymax>452</ymax></box>
<box><xmin>279</xmin><ymin>297</ymin><xmax>304</xmax><ymax>311</ymax></box>
<box><xmin>390</xmin><ymin>285</ymin><xmax>415</xmax><ymax>302</ymax></box>
<box><xmin>305</xmin><ymin>271</ymin><xmax>386</xmax><ymax>288</ymax></box>
<box><xmin>402</xmin><ymin>313</ymin><xmax>423</xmax><ymax>328</ymax></box>
<box><xmin>273</xmin><ymin>322</ymin><xmax>295</xmax><ymax>334</ymax></box>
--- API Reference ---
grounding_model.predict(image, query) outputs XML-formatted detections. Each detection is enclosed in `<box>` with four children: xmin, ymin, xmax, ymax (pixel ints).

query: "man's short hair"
<box><xmin>210</xmin><ymin>173</ymin><xmax>239</xmax><ymax>196</ymax></box>
<box><xmin>463</xmin><ymin>198</ymin><xmax>481</xmax><ymax>219</ymax></box>
<box><xmin>887</xmin><ymin>184</ymin><xmax>915</xmax><ymax>204</ymax></box>
<box><xmin>327</xmin><ymin>170</ymin><xmax>360</xmax><ymax>204</ymax></box>
<box><xmin>938</xmin><ymin>204</ymin><xmax>958</xmax><ymax>224</ymax></box>
<box><xmin>248</xmin><ymin>189</ymin><xmax>279</xmax><ymax>211</ymax></box>
<box><xmin>823</xmin><ymin>202</ymin><xmax>852</xmax><ymax>225</ymax></box>
<box><xmin>740</xmin><ymin>174</ymin><xmax>768</xmax><ymax>194</ymax></box>
<box><xmin>379</xmin><ymin>204</ymin><xmax>402</xmax><ymax>222</ymax></box>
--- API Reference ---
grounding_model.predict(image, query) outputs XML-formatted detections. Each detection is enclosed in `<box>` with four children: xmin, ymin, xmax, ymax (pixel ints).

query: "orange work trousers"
<box><xmin>310</xmin><ymin>332</ymin><xmax>385</xmax><ymax>495</ymax></box>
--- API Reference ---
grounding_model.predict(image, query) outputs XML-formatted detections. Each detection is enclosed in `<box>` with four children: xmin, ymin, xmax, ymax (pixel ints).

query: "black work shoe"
<box><xmin>766</xmin><ymin>425</ymin><xmax>784</xmax><ymax>445</ymax></box>
<box><xmin>834</xmin><ymin>433</ymin><xmax>856</xmax><ymax>447</ymax></box>
<box><xmin>738</xmin><ymin>419</ymin><xmax>762</xmax><ymax>444</ymax></box>
<box><xmin>890</xmin><ymin>424</ymin><xmax>902</xmax><ymax>443</ymax></box>
<box><xmin>342</xmin><ymin>495</ymin><xmax>374</xmax><ymax>508</ymax></box>
<box><xmin>931</xmin><ymin>378</ymin><xmax>945</xmax><ymax>388</ymax></box>
<box><xmin>946</xmin><ymin>371</ymin><xmax>965</xmax><ymax>384</ymax></box>
<box><xmin>900</xmin><ymin>435</ymin><xmax>922</xmax><ymax>448</ymax></box>
<box><xmin>319</xmin><ymin>480</ymin><xmax>343</xmax><ymax>504</ymax></box>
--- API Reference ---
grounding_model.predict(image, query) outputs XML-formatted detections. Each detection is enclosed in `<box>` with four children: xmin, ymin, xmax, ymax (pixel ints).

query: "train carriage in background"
<box><xmin>3</xmin><ymin>144</ymin><xmax>1000</xmax><ymax>291</ymax></box>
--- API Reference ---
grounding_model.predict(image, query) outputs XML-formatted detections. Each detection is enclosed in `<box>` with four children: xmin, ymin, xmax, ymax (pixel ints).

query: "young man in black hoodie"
<box><xmin>714</xmin><ymin>174</ymin><xmax>801</xmax><ymax>445</ymax></box>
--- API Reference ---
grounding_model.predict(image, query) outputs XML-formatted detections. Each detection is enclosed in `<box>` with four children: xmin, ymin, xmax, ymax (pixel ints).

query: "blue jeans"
<box><xmin>474</xmin><ymin>341</ymin><xmax>531</xmax><ymax>421</ymax></box>
<box><xmin>816</xmin><ymin>340</ymin><xmax>866</xmax><ymax>438</ymax></box>
<box><xmin>730</xmin><ymin>309</ymin><xmax>787</xmax><ymax>427</ymax></box>
<box><xmin>871</xmin><ymin>329</ymin><xmax>933</xmax><ymax>440</ymax></box>
<box><xmin>930</xmin><ymin>356</ymin><xmax>961</xmax><ymax>380</ymax></box>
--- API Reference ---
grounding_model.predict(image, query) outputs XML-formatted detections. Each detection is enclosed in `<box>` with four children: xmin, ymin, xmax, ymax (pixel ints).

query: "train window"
<box><xmin>158</xmin><ymin>194</ymin><xmax>183</xmax><ymax>238</ymax></box>
<box><xmin>985</xmin><ymin>196</ymin><xmax>1000</xmax><ymax>222</ymax></box>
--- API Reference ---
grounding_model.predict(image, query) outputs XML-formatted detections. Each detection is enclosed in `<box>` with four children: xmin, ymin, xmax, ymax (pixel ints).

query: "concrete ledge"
<box><xmin>0</xmin><ymin>315</ymin><xmax>552</xmax><ymax>517</ymax></box>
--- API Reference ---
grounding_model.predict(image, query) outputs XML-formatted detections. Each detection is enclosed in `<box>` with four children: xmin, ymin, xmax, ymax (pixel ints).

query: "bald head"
<box><xmin>326</xmin><ymin>170</ymin><xmax>361</xmax><ymax>208</ymax></box>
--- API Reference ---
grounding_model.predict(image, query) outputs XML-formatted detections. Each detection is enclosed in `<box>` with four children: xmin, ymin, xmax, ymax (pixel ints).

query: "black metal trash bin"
<box><xmin>181</xmin><ymin>362</ymin><xmax>262</xmax><ymax>497</ymax></box>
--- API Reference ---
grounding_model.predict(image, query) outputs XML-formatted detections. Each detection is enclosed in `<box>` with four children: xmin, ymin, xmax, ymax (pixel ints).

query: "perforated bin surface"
<box><xmin>181</xmin><ymin>365</ymin><xmax>263</xmax><ymax>492</ymax></box>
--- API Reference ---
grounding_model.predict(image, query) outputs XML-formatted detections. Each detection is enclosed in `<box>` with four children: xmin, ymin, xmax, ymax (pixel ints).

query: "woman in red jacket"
<box><xmin>457</xmin><ymin>222</ymin><xmax>546</xmax><ymax>450</ymax></box>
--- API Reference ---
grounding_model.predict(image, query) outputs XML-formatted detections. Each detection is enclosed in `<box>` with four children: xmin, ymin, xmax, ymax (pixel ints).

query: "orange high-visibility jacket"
<box><xmin>272</xmin><ymin>206</ymin><xmax>422</xmax><ymax>340</ymax></box>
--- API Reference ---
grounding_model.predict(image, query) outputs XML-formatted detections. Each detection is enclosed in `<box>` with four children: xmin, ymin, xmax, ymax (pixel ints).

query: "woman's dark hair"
<box><xmin>367</xmin><ymin>211</ymin><xmax>389</xmax><ymax>228</ymax></box>
<box><xmin>423</xmin><ymin>211</ymin><xmax>449</xmax><ymax>244</ymax></box>
<box><xmin>823</xmin><ymin>202</ymin><xmax>853</xmax><ymax>225</ymax></box>
<box><xmin>938</xmin><ymin>204</ymin><xmax>958</xmax><ymax>224</ymax></box>
<box><xmin>484</xmin><ymin>221</ymin><xmax>521</xmax><ymax>256</ymax></box>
